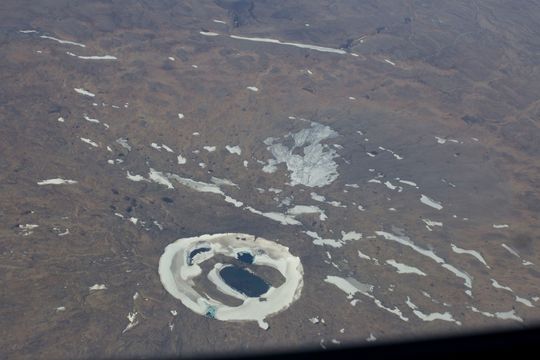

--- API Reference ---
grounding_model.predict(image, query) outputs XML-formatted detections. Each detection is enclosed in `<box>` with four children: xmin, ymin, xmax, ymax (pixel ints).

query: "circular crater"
<box><xmin>158</xmin><ymin>233</ymin><xmax>304</xmax><ymax>329</ymax></box>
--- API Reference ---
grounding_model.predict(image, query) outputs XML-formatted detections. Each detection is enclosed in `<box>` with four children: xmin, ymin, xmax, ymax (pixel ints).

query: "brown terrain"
<box><xmin>1</xmin><ymin>0</ymin><xmax>539</xmax><ymax>358</ymax></box>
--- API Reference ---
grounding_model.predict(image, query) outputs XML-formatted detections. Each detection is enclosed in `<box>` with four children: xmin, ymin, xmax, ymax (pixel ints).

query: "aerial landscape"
<box><xmin>1</xmin><ymin>0</ymin><xmax>540</xmax><ymax>358</ymax></box>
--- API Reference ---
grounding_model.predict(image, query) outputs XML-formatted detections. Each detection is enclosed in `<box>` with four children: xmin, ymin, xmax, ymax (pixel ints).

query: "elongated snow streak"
<box><xmin>159</xmin><ymin>233</ymin><xmax>304</xmax><ymax>329</ymax></box>
<box><xmin>89</xmin><ymin>284</ymin><xmax>107</xmax><ymax>291</ymax></box>
<box><xmin>491</xmin><ymin>279</ymin><xmax>513</xmax><ymax>292</ymax></box>
<box><xmin>146</xmin><ymin>168</ymin><xmax>300</xmax><ymax>225</ymax></box>
<box><xmin>501</xmin><ymin>243</ymin><xmax>520</xmax><ymax>257</ymax></box>
<box><xmin>80</xmin><ymin>137</ymin><xmax>99</xmax><ymax>147</ymax></box>
<box><xmin>66</xmin><ymin>51</ymin><xmax>117</xmax><ymax>60</ymax></box>
<box><xmin>470</xmin><ymin>306</ymin><xmax>523</xmax><ymax>322</ymax></box>
<box><xmin>83</xmin><ymin>114</ymin><xmax>100</xmax><ymax>123</ymax></box>
<box><xmin>245</xmin><ymin>206</ymin><xmax>302</xmax><ymax>225</ymax></box>
<box><xmin>74</xmin><ymin>88</ymin><xmax>95</xmax><ymax>97</ymax></box>
<box><xmin>324</xmin><ymin>276</ymin><xmax>408</xmax><ymax>321</ymax></box>
<box><xmin>406</xmin><ymin>297</ymin><xmax>460</xmax><ymax>324</ymax></box>
<box><xmin>200</xmin><ymin>31</ymin><xmax>219</xmax><ymax>36</ymax></box>
<box><xmin>303</xmin><ymin>230</ymin><xmax>362</xmax><ymax>248</ymax></box>
<box><xmin>230</xmin><ymin>35</ymin><xmax>347</xmax><ymax>55</ymax></box>
<box><xmin>40</xmin><ymin>35</ymin><xmax>85</xmax><ymax>47</ymax></box>
<box><xmin>451</xmin><ymin>244</ymin><xmax>489</xmax><ymax>268</ymax></box>
<box><xmin>37</xmin><ymin>178</ymin><xmax>77</xmax><ymax>185</ymax></box>
<box><xmin>376</xmin><ymin>231</ymin><xmax>472</xmax><ymax>289</ymax></box>
<box><xmin>211</xmin><ymin>177</ymin><xmax>239</xmax><ymax>188</ymax></box>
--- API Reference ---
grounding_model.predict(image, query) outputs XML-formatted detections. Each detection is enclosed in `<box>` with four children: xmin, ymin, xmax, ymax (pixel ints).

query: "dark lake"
<box><xmin>237</xmin><ymin>251</ymin><xmax>254</xmax><ymax>264</ymax></box>
<box><xmin>188</xmin><ymin>247</ymin><xmax>210</xmax><ymax>265</ymax></box>
<box><xmin>220</xmin><ymin>265</ymin><xmax>269</xmax><ymax>297</ymax></box>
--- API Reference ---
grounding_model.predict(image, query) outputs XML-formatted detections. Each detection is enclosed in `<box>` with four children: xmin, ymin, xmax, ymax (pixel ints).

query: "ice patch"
<box><xmin>341</xmin><ymin>231</ymin><xmax>362</xmax><ymax>242</ymax></box>
<box><xmin>422</xmin><ymin>219</ymin><xmax>443</xmax><ymax>231</ymax></box>
<box><xmin>470</xmin><ymin>306</ymin><xmax>523</xmax><ymax>322</ymax></box>
<box><xmin>122</xmin><ymin>312</ymin><xmax>139</xmax><ymax>333</ymax></box>
<box><xmin>126</xmin><ymin>171</ymin><xmax>147</xmax><ymax>182</ymax></box>
<box><xmin>148</xmin><ymin>168</ymin><xmax>175</xmax><ymax>189</ymax></box>
<box><xmin>420</xmin><ymin>194</ymin><xmax>443</xmax><ymax>210</ymax></box>
<box><xmin>263</xmin><ymin>121</ymin><xmax>340</xmax><ymax>187</ymax></box>
<box><xmin>310</xmin><ymin>192</ymin><xmax>346</xmax><ymax>207</ymax></box>
<box><xmin>225</xmin><ymin>145</ymin><xmax>242</xmax><ymax>155</ymax></box>
<box><xmin>287</xmin><ymin>205</ymin><xmax>327</xmax><ymax>221</ymax></box>
<box><xmin>116</xmin><ymin>138</ymin><xmax>131</xmax><ymax>151</ymax></box>
<box><xmin>515</xmin><ymin>296</ymin><xmax>534</xmax><ymax>307</ymax></box>
<box><xmin>305</xmin><ymin>230</ymin><xmax>362</xmax><ymax>247</ymax></box>
<box><xmin>224</xmin><ymin>196</ymin><xmax>243</xmax><ymax>207</ymax></box>
<box><xmin>324</xmin><ymin>276</ymin><xmax>374</xmax><ymax>298</ymax></box>
<box><xmin>304</xmin><ymin>231</ymin><xmax>342</xmax><ymax>248</ymax></box>
<box><xmin>406</xmin><ymin>297</ymin><xmax>460</xmax><ymax>324</ymax></box>
<box><xmin>177</xmin><ymin>154</ymin><xmax>187</xmax><ymax>164</ymax></box>
<box><xmin>18</xmin><ymin>224</ymin><xmax>38</xmax><ymax>236</ymax></box>
<box><xmin>384</xmin><ymin>181</ymin><xmax>397</xmax><ymax>190</ymax></box>
<box><xmin>398</xmin><ymin>179</ymin><xmax>418</xmax><ymax>187</ymax></box>
<box><xmin>386</xmin><ymin>259</ymin><xmax>426</xmax><ymax>276</ymax></box>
